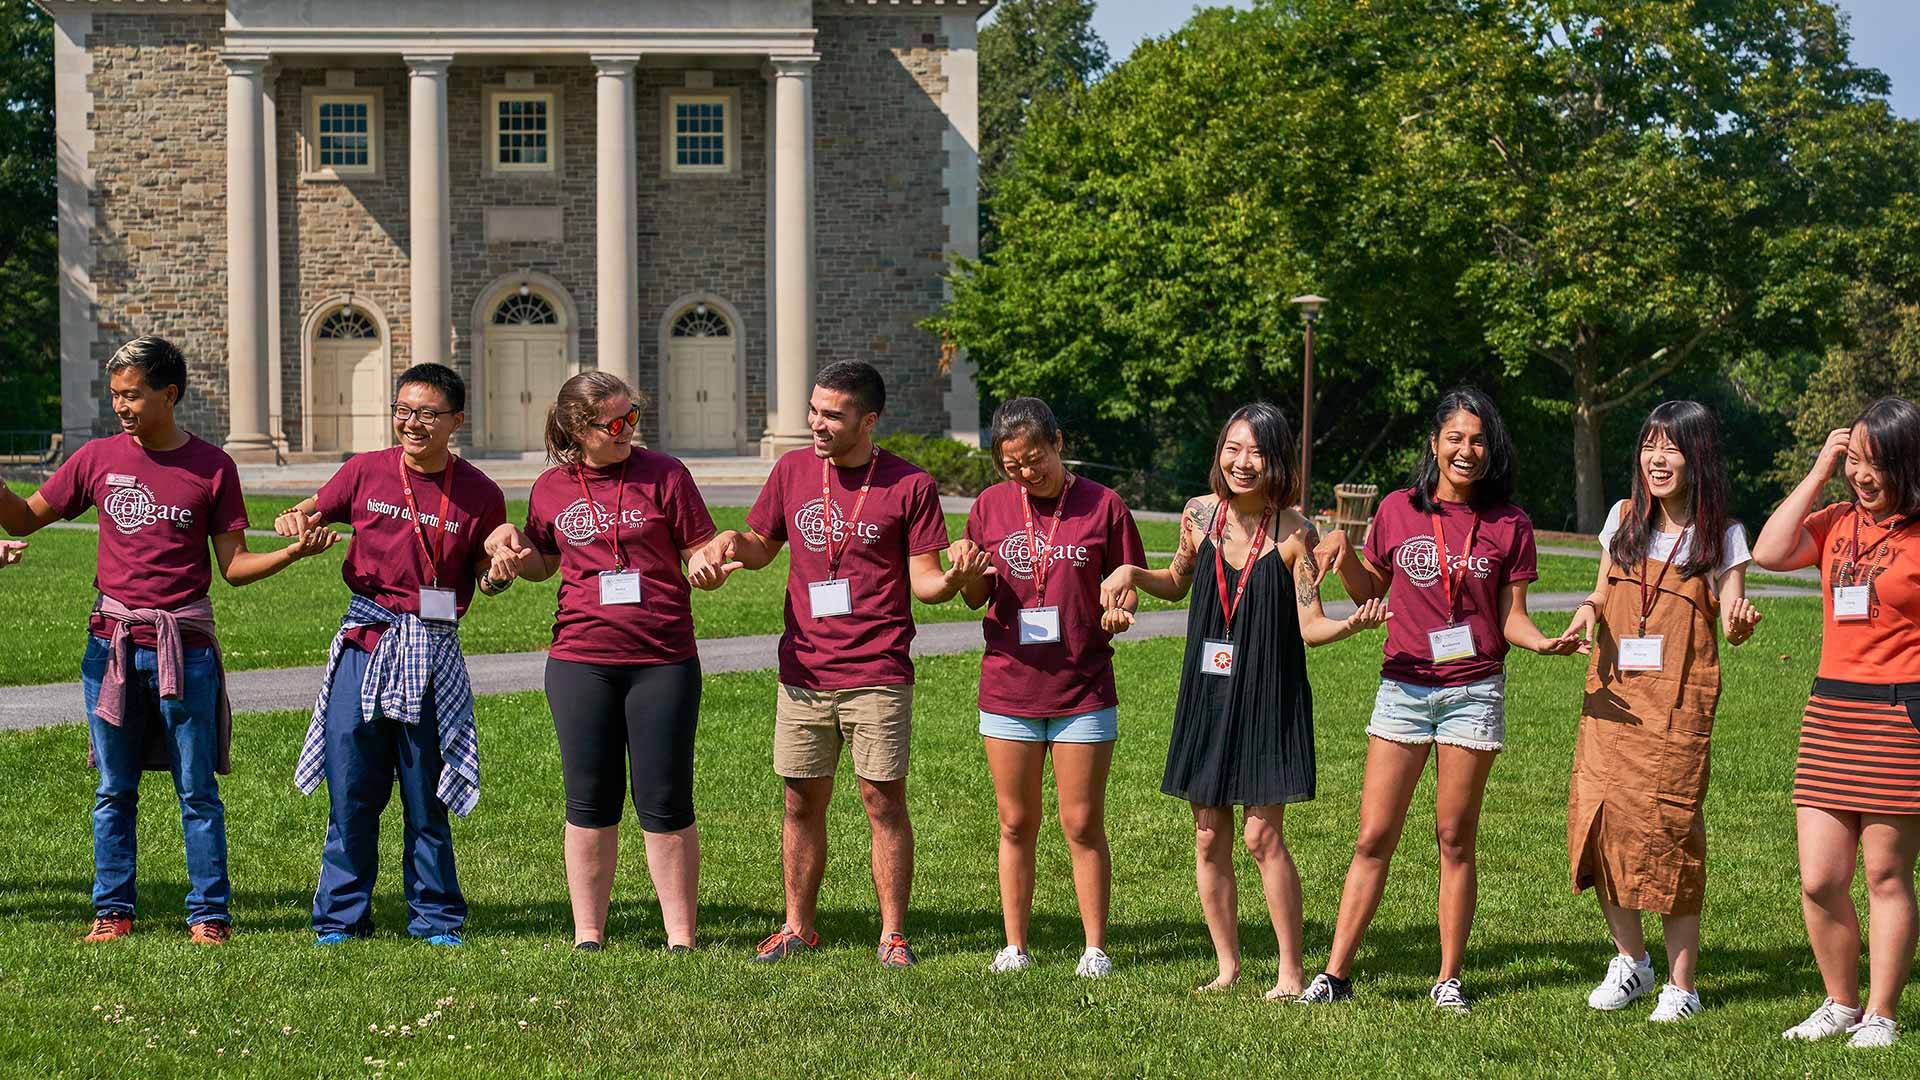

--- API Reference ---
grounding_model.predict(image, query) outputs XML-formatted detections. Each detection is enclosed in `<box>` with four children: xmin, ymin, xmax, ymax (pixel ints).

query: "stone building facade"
<box><xmin>43</xmin><ymin>0</ymin><xmax>987</xmax><ymax>459</ymax></box>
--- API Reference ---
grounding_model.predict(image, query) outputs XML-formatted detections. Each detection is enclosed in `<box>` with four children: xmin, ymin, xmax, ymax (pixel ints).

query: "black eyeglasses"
<box><xmin>391</xmin><ymin>403</ymin><xmax>449</xmax><ymax>425</ymax></box>
<box><xmin>589</xmin><ymin>406</ymin><xmax>641</xmax><ymax>438</ymax></box>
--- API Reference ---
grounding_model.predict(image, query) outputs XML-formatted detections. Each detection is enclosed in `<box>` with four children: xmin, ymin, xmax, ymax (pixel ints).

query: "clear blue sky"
<box><xmin>987</xmin><ymin>1</ymin><xmax>1920</xmax><ymax>118</ymax></box>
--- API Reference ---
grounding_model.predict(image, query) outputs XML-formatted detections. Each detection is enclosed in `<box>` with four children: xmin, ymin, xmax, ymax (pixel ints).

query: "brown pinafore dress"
<box><xmin>1566</xmin><ymin>549</ymin><xmax>1721</xmax><ymax>916</ymax></box>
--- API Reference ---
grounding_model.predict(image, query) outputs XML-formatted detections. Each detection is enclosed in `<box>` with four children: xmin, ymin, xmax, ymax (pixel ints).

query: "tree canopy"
<box><xmin>0</xmin><ymin>0</ymin><xmax>56</xmax><ymax>438</ymax></box>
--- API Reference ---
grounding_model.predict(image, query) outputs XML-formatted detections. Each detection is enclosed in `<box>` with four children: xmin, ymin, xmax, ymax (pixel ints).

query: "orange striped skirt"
<box><xmin>1795</xmin><ymin>680</ymin><xmax>1920</xmax><ymax>815</ymax></box>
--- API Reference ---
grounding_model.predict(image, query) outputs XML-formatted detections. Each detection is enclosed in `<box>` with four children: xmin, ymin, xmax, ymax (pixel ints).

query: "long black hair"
<box><xmin>1607</xmin><ymin>400</ymin><xmax>1730</xmax><ymax>581</ymax></box>
<box><xmin>1208</xmin><ymin>402</ymin><xmax>1300</xmax><ymax>509</ymax></box>
<box><xmin>987</xmin><ymin>397</ymin><xmax>1063</xmax><ymax>474</ymax></box>
<box><xmin>1408</xmin><ymin>387</ymin><xmax>1514</xmax><ymax>513</ymax></box>
<box><xmin>1852</xmin><ymin>396</ymin><xmax>1920</xmax><ymax>521</ymax></box>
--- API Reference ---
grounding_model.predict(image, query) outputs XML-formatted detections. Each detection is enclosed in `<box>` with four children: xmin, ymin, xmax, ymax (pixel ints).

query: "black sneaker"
<box><xmin>1294</xmin><ymin>972</ymin><xmax>1354</xmax><ymax>1004</ymax></box>
<box><xmin>667</xmin><ymin>944</ymin><xmax>694</xmax><ymax>955</ymax></box>
<box><xmin>574</xmin><ymin>940</ymin><xmax>603</xmax><ymax>953</ymax></box>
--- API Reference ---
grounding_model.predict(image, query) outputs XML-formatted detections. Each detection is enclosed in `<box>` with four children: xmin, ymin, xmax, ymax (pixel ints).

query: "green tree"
<box><xmin>0</xmin><ymin>0</ymin><xmax>56</xmax><ymax>439</ymax></box>
<box><xmin>1777</xmin><ymin>283</ymin><xmax>1920</xmax><ymax>493</ymax></box>
<box><xmin>977</xmin><ymin>0</ymin><xmax>1109</xmax><ymax>251</ymax></box>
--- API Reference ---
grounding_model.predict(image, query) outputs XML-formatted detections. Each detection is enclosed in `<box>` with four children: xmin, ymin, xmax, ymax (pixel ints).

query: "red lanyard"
<box><xmin>1019</xmin><ymin>474</ymin><xmax>1075</xmax><ymax>605</ymax></box>
<box><xmin>1636</xmin><ymin>525</ymin><xmax>1689</xmax><ymax>636</ymax></box>
<box><xmin>1846</xmin><ymin>507</ymin><xmax>1907</xmax><ymax>579</ymax></box>
<box><xmin>1211</xmin><ymin>503</ymin><xmax>1271</xmax><ymax>640</ymax></box>
<box><xmin>398</xmin><ymin>453</ymin><xmax>456</xmax><ymax>588</ymax></box>
<box><xmin>575</xmin><ymin>456</ymin><xmax>633</xmax><ymax>572</ymax></box>
<box><xmin>1431</xmin><ymin>510</ymin><xmax>1480</xmax><ymax>626</ymax></box>
<box><xmin>822</xmin><ymin>450</ymin><xmax>881</xmax><ymax>579</ymax></box>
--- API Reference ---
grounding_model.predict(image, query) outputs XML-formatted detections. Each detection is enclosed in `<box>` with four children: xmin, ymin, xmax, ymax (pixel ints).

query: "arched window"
<box><xmin>317</xmin><ymin>306</ymin><xmax>377</xmax><ymax>340</ymax></box>
<box><xmin>671</xmin><ymin>307</ymin><xmax>731</xmax><ymax>338</ymax></box>
<box><xmin>492</xmin><ymin>293</ymin><xmax>559</xmax><ymax>326</ymax></box>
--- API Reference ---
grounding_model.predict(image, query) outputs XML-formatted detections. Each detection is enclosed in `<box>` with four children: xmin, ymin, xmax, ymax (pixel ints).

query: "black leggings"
<box><xmin>544</xmin><ymin>656</ymin><xmax>700</xmax><ymax>831</ymax></box>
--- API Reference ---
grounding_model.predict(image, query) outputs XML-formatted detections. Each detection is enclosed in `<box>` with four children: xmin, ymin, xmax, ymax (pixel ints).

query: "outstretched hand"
<box><xmin>285</xmin><ymin>521</ymin><xmax>339</xmax><ymax>561</ymax></box>
<box><xmin>1344</xmin><ymin>597</ymin><xmax>1392</xmax><ymax>632</ymax></box>
<box><xmin>1726</xmin><ymin>597</ymin><xmax>1763</xmax><ymax>644</ymax></box>
<box><xmin>943</xmin><ymin>538</ymin><xmax>995</xmax><ymax>589</ymax></box>
<box><xmin>0</xmin><ymin>540</ymin><xmax>25</xmax><ymax>567</ymax></box>
<box><xmin>1312</xmin><ymin>529</ymin><xmax>1351</xmax><ymax>588</ymax></box>
<box><xmin>688</xmin><ymin>531</ymin><xmax>745</xmax><ymax>590</ymax></box>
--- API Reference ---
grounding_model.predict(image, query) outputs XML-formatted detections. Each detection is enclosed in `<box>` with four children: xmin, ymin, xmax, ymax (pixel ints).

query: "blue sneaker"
<box><xmin>314</xmin><ymin>931</ymin><xmax>352</xmax><ymax>947</ymax></box>
<box><xmin>424</xmin><ymin>933</ymin><xmax>464</xmax><ymax>948</ymax></box>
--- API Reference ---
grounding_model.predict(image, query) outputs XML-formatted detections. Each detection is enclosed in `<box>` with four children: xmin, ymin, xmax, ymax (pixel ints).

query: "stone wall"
<box><xmin>813</xmin><ymin>16</ymin><xmax>954</xmax><ymax>438</ymax></box>
<box><xmin>84</xmin><ymin>14</ymin><xmax>229</xmax><ymax>442</ymax></box>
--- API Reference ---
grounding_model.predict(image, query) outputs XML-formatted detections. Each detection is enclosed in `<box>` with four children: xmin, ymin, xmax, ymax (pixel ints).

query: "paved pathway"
<box><xmin>0</xmin><ymin>585</ymin><xmax>1822</xmax><ymax>733</ymax></box>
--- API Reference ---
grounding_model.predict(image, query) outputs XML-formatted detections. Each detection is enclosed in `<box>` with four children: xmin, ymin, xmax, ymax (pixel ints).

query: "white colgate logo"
<box><xmin>554</xmin><ymin>498</ymin><xmax>646</xmax><ymax>546</ymax></box>
<box><xmin>794</xmin><ymin>497</ymin><xmax>881</xmax><ymax>553</ymax></box>
<box><xmin>101</xmin><ymin>481</ymin><xmax>193</xmax><ymax>535</ymax></box>
<box><xmin>1397</xmin><ymin>535</ymin><xmax>1493</xmax><ymax>586</ymax></box>
<box><xmin>995</xmin><ymin>532</ymin><xmax>1090</xmax><ymax>580</ymax></box>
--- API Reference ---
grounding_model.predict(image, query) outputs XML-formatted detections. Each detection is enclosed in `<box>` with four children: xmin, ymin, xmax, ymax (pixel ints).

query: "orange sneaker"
<box><xmin>188</xmin><ymin>920</ymin><xmax>231</xmax><ymax>945</ymax></box>
<box><xmin>752</xmin><ymin>924</ymin><xmax>819</xmax><ymax>964</ymax></box>
<box><xmin>84</xmin><ymin>914</ymin><xmax>132</xmax><ymax>943</ymax></box>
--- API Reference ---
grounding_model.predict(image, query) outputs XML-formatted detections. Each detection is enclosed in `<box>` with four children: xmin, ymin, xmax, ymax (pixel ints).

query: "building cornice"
<box><xmin>818</xmin><ymin>0</ymin><xmax>995</xmax><ymax>16</ymax></box>
<box><xmin>33</xmin><ymin>1</ymin><xmax>224</xmax><ymax>12</ymax></box>
<box><xmin>218</xmin><ymin>27</ymin><xmax>818</xmax><ymax>59</ymax></box>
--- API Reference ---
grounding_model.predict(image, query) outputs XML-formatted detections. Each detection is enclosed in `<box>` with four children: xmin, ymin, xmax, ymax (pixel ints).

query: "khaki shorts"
<box><xmin>774</xmin><ymin>683</ymin><xmax>913</xmax><ymax>782</ymax></box>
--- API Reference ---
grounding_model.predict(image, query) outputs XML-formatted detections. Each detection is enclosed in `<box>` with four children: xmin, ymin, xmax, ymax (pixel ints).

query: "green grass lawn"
<box><xmin>0</xmin><ymin>599</ymin><xmax>1895</xmax><ymax>1077</ymax></box>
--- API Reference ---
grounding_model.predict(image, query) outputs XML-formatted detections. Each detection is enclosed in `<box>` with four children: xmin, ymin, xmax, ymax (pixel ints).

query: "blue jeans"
<box><xmin>79</xmin><ymin>635</ymin><xmax>230</xmax><ymax>924</ymax></box>
<box><xmin>310</xmin><ymin>643</ymin><xmax>466</xmax><ymax>938</ymax></box>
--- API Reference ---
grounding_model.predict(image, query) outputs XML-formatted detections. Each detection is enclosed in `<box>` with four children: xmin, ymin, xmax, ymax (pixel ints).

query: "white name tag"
<box><xmin>419</xmin><ymin>587</ymin><xmax>457</xmax><ymax>623</ymax></box>
<box><xmin>1018</xmin><ymin>606</ymin><xmax>1062</xmax><ymax>645</ymax></box>
<box><xmin>1834</xmin><ymin>585</ymin><xmax>1871</xmax><ymax>621</ymax></box>
<box><xmin>598</xmin><ymin>570</ymin><xmax>642</xmax><ymax>606</ymax></box>
<box><xmin>1618</xmin><ymin>635</ymin><xmax>1665</xmax><ymax>671</ymax></box>
<box><xmin>1201</xmin><ymin>638</ymin><xmax>1236</xmax><ymax>677</ymax></box>
<box><xmin>808</xmin><ymin>578</ymin><xmax>852</xmax><ymax>619</ymax></box>
<box><xmin>1428</xmin><ymin>624</ymin><xmax>1476</xmax><ymax>664</ymax></box>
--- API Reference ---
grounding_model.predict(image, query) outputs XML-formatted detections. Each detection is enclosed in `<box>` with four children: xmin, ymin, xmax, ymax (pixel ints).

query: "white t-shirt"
<box><xmin>1598</xmin><ymin>502</ymin><xmax>1751</xmax><ymax>591</ymax></box>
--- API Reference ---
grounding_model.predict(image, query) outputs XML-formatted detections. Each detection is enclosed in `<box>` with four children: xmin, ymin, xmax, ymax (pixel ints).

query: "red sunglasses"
<box><xmin>589</xmin><ymin>406</ymin><xmax>641</xmax><ymax>438</ymax></box>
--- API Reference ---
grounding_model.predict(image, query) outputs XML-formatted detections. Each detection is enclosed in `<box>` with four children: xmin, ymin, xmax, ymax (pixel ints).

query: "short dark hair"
<box><xmin>814</xmin><ymin>360</ymin><xmax>885</xmax><ymax>417</ymax></box>
<box><xmin>395</xmin><ymin>362</ymin><xmax>466</xmax><ymax>414</ymax></box>
<box><xmin>1207</xmin><ymin>402</ymin><xmax>1300</xmax><ymax>508</ymax></box>
<box><xmin>106</xmin><ymin>336</ymin><xmax>188</xmax><ymax>400</ymax></box>
<box><xmin>988</xmin><ymin>397</ymin><xmax>1062</xmax><ymax>473</ymax></box>
<box><xmin>1609</xmin><ymin>400</ymin><xmax>1731</xmax><ymax>581</ymax></box>
<box><xmin>1852</xmin><ymin>396</ymin><xmax>1920</xmax><ymax>520</ymax></box>
<box><xmin>1410</xmin><ymin>386</ymin><xmax>1515</xmax><ymax>513</ymax></box>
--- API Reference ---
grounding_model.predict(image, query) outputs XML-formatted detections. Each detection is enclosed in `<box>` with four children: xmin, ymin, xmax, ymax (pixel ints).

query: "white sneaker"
<box><xmin>1647</xmin><ymin>984</ymin><xmax>1700</xmax><ymax>1023</ymax></box>
<box><xmin>1075</xmin><ymin>946</ymin><xmax>1112</xmax><ymax>979</ymax></box>
<box><xmin>1430</xmin><ymin>978</ymin><xmax>1471</xmax><ymax>1015</ymax></box>
<box><xmin>988</xmin><ymin>945</ymin><xmax>1031</xmax><ymax>974</ymax></box>
<box><xmin>1847</xmin><ymin>1012</ymin><xmax>1899</xmax><ymax>1048</ymax></box>
<box><xmin>1782</xmin><ymin>997</ymin><xmax>1864</xmax><ymax>1041</ymax></box>
<box><xmin>1587</xmin><ymin>953</ymin><xmax>1656</xmax><ymax>1011</ymax></box>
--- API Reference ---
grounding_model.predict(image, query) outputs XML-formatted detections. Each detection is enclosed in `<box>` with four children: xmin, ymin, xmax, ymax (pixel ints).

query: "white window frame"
<box><xmin>302</xmin><ymin>88</ymin><xmax>383</xmax><ymax>181</ymax></box>
<box><xmin>485</xmin><ymin>88</ymin><xmax>561</xmax><ymax>177</ymax></box>
<box><xmin>662</xmin><ymin>89</ymin><xmax>739</xmax><ymax>178</ymax></box>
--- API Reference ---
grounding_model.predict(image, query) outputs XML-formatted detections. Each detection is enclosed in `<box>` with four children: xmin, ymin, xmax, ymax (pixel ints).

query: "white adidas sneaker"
<box><xmin>1847</xmin><ymin>1012</ymin><xmax>1899</xmax><ymax>1049</ymax></box>
<box><xmin>1587</xmin><ymin>953</ymin><xmax>1656</xmax><ymax>1011</ymax></box>
<box><xmin>1647</xmin><ymin>984</ymin><xmax>1700</xmax><ymax>1023</ymax></box>
<box><xmin>1782</xmin><ymin>997</ymin><xmax>1864</xmax><ymax>1041</ymax></box>
<box><xmin>1075</xmin><ymin>946</ymin><xmax>1113</xmax><ymax>978</ymax></box>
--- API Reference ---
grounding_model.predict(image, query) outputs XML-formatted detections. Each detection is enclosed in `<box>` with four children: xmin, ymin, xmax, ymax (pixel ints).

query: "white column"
<box><xmin>407</xmin><ymin>55</ymin><xmax>453</xmax><ymax>368</ymax></box>
<box><xmin>939</xmin><ymin>16</ymin><xmax>982</xmax><ymax>446</ymax></box>
<box><xmin>593</xmin><ymin>55</ymin><xmax>640</xmax><ymax>387</ymax></box>
<box><xmin>764</xmin><ymin>58</ymin><xmax>817</xmax><ymax>456</ymax></box>
<box><xmin>263</xmin><ymin>66</ymin><xmax>284</xmax><ymax>450</ymax></box>
<box><xmin>223</xmin><ymin>52</ymin><xmax>275</xmax><ymax>458</ymax></box>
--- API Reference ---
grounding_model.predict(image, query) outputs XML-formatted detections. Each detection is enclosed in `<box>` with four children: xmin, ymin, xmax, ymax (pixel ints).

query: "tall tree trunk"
<box><xmin>1571</xmin><ymin>359</ymin><xmax>1606</xmax><ymax>534</ymax></box>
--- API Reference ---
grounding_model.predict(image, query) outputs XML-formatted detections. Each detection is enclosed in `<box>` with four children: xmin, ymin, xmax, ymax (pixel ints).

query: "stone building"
<box><xmin>41</xmin><ymin>0</ymin><xmax>987</xmax><ymax>459</ymax></box>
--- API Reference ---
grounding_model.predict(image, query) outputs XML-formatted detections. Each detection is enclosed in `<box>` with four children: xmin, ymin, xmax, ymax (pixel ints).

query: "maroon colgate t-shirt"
<box><xmin>747</xmin><ymin>447</ymin><xmax>950</xmax><ymax>690</ymax></box>
<box><xmin>1362</xmin><ymin>487</ymin><xmax>1538</xmax><ymax>687</ymax></box>
<box><xmin>315</xmin><ymin>447</ymin><xmax>507</xmax><ymax>646</ymax></box>
<box><xmin>523</xmin><ymin>451</ymin><xmax>717</xmax><ymax>666</ymax></box>
<box><xmin>964</xmin><ymin>477</ymin><xmax>1146</xmax><ymax>718</ymax></box>
<box><xmin>40</xmin><ymin>433</ymin><xmax>251</xmax><ymax>649</ymax></box>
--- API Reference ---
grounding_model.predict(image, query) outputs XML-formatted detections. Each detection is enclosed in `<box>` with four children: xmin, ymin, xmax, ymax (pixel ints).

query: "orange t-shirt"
<box><xmin>1807</xmin><ymin>503</ymin><xmax>1920</xmax><ymax>683</ymax></box>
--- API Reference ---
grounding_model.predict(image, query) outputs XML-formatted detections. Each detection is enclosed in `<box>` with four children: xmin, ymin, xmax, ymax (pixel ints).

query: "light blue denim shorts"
<box><xmin>1366</xmin><ymin>676</ymin><xmax>1506</xmax><ymax>752</ymax></box>
<box><xmin>979</xmin><ymin>707</ymin><xmax>1118</xmax><ymax>744</ymax></box>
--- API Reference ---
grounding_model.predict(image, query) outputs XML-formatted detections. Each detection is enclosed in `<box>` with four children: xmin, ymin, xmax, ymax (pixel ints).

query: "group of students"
<box><xmin>2</xmin><ymin>335</ymin><xmax>1917</xmax><ymax>1048</ymax></box>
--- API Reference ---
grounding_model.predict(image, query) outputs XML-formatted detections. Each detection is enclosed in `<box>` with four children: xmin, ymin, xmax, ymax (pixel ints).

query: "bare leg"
<box><xmin>642</xmin><ymin>823</ymin><xmax>699</xmax><ymax>948</ymax></box>
<box><xmin>1192</xmin><ymin>803</ymin><xmax>1240</xmax><ymax>990</ymax></box>
<box><xmin>1432</xmin><ymin>744</ymin><xmax>1497</xmax><ymax>983</ymax></box>
<box><xmin>1796</xmin><ymin>806</ymin><xmax>1863</xmax><ymax>1008</ymax></box>
<box><xmin>1595</xmin><ymin>894</ymin><xmax>1649</xmax><ymax>961</ymax></box>
<box><xmin>1051</xmin><ymin>741</ymin><xmax>1114</xmax><ymax>952</ymax></box>
<box><xmin>1860</xmin><ymin>813</ymin><xmax>1920</xmax><ymax>1017</ymax></box>
<box><xmin>1244</xmin><ymin>804</ymin><xmax>1305</xmax><ymax>999</ymax></box>
<box><xmin>983</xmin><ymin>738</ymin><xmax>1047</xmax><ymax>950</ymax></box>
<box><xmin>564</xmin><ymin>823</ymin><xmax>618</xmax><ymax>946</ymax></box>
<box><xmin>1660</xmin><ymin>913</ymin><xmax>1700</xmax><ymax>991</ymax></box>
<box><xmin>858</xmin><ymin>776</ymin><xmax>913</xmax><ymax>939</ymax></box>
<box><xmin>782</xmin><ymin>776</ymin><xmax>835</xmax><ymax>938</ymax></box>
<box><xmin>1324</xmin><ymin>737</ymin><xmax>1430</xmax><ymax>979</ymax></box>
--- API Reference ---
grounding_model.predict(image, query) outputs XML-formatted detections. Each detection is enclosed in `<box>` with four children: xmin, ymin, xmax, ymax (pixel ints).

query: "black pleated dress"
<box><xmin>1161</xmin><ymin>537</ymin><xmax>1316</xmax><ymax>807</ymax></box>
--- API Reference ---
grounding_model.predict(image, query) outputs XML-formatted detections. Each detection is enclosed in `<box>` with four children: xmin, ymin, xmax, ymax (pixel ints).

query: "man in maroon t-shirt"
<box><xmin>0</xmin><ymin>337</ymin><xmax>336</xmax><ymax>945</ymax></box>
<box><xmin>692</xmin><ymin>360</ymin><xmax>988</xmax><ymax>967</ymax></box>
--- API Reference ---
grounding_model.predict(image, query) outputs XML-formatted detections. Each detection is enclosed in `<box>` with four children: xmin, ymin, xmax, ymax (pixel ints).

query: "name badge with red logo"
<box><xmin>1618</xmin><ymin>635</ymin><xmax>1664</xmax><ymax>671</ymax></box>
<box><xmin>1834</xmin><ymin>585</ymin><xmax>1871</xmax><ymax>621</ymax></box>
<box><xmin>1202</xmin><ymin>638</ymin><xmax>1236</xmax><ymax>677</ymax></box>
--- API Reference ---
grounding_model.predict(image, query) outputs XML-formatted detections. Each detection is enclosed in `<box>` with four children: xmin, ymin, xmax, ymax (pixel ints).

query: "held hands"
<box><xmin>1344</xmin><ymin>597</ymin><xmax>1392</xmax><ymax>632</ymax></box>
<box><xmin>1313</xmin><ymin>529</ymin><xmax>1351</xmax><ymax>588</ymax></box>
<box><xmin>483</xmin><ymin>524</ymin><xmax>534</xmax><ymax>587</ymax></box>
<box><xmin>1538</xmin><ymin>628</ymin><xmax>1588</xmax><ymax>656</ymax></box>
<box><xmin>1563</xmin><ymin>599</ymin><xmax>1601</xmax><ymax>651</ymax></box>
<box><xmin>687</xmin><ymin>531</ymin><xmax>745</xmax><ymax>591</ymax></box>
<box><xmin>284</xmin><ymin>517</ymin><xmax>340</xmax><ymax>561</ymax></box>
<box><xmin>943</xmin><ymin>539</ymin><xmax>995</xmax><ymax>590</ymax></box>
<box><xmin>1725</xmin><ymin>597</ymin><xmax>1763</xmax><ymax>645</ymax></box>
<box><xmin>0</xmin><ymin>540</ymin><xmax>24</xmax><ymax>567</ymax></box>
<box><xmin>1098</xmin><ymin>566</ymin><xmax>1139</xmax><ymax>614</ymax></box>
<box><xmin>1100</xmin><ymin>581</ymin><xmax>1140</xmax><ymax>634</ymax></box>
<box><xmin>274</xmin><ymin>506</ymin><xmax>317</xmax><ymax>538</ymax></box>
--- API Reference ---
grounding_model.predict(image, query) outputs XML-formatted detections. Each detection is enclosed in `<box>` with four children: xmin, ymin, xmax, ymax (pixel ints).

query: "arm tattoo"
<box><xmin>1295</xmin><ymin>547</ymin><xmax>1320</xmax><ymax>608</ymax></box>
